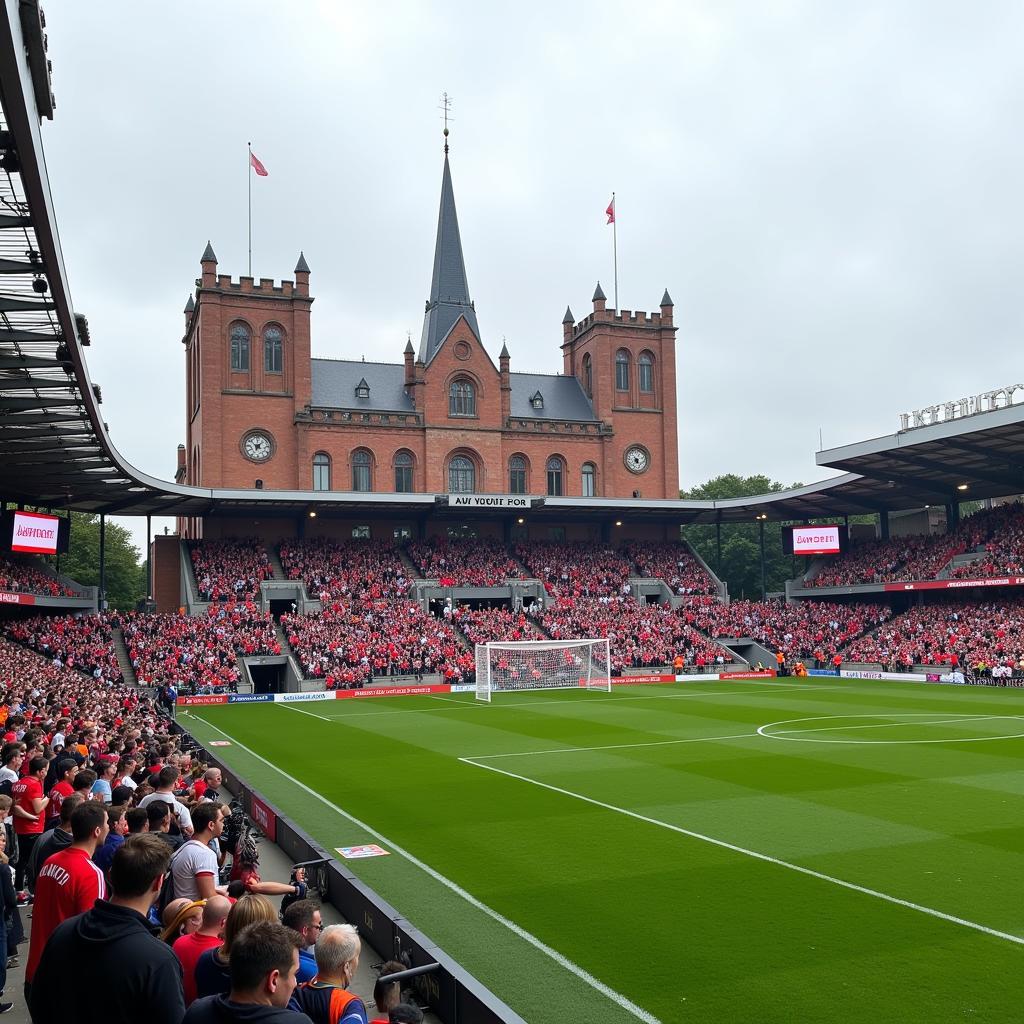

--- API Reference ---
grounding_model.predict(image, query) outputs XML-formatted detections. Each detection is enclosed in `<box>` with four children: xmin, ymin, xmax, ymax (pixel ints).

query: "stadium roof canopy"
<box><xmin>0</xmin><ymin>3</ymin><xmax>1020</xmax><ymax>527</ymax></box>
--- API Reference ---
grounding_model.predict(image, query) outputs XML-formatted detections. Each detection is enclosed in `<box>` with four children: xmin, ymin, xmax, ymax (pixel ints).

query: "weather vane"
<box><xmin>440</xmin><ymin>92</ymin><xmax>453</xmax><ymax>154</ymax></box>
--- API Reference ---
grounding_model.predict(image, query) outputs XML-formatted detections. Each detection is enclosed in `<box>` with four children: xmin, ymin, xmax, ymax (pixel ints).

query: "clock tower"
<box><xmin>180</xmin><ymin>242</ymin><xmax>313</xmax><ymax>505</ymax></box>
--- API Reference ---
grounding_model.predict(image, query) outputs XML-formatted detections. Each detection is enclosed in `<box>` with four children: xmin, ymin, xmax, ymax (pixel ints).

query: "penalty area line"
<box><xmin>183</xmin><ymin>713</ymin><xmax>661</xmax><ymax>1024</ymax></box>
<box><xmin>459</xmin><ymin>757</ymin><xmax>1024</xmax><ymax>950</ymax></box>
<box><xmin>277</xmin><ymin>702</ymin><xmax>334</xmax><ymax>723</ymax></box>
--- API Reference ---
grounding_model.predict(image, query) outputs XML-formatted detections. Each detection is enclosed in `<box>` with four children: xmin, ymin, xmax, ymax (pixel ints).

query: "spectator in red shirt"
<box><xmin>26</xmin><ymin>800</ymin><xmax>109</xmax><ymax>990</ymax></box>
<box><xmin>45</xmin><ymin>758</ymin><xmax>78</xmax><ymax>830</ymax></box>
<box><xmin>12</xmin><ymin>755</ymin><xmax>48</xmax><ymax>892</ymax></box>
<box><xmin>175</xmin><ymin>894</ymin><xmax>231</xmax><ymax>1005</ymax></box>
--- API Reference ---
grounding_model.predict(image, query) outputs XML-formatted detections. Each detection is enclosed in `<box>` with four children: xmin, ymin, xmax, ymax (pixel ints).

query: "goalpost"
<box><xmin>475</xmin><ymin>638</ymin><xmax>612</xmax><ymax>702</ymax></box>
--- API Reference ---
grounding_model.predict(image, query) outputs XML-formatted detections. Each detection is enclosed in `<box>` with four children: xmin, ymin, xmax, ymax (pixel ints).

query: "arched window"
<box><xmin>449</xmin><ymin>379</ymin><xmax>476</xmax><ymax>417</ymax></box>
<box><xmin>264</xmin><ymin>325</ymin><xmax>283</xmax><ymax>374</ymax></box>
<box><xmin>615</xmin><ymin>350</ymin><xmax>630</xmax><ymax>391</ymax></box>
<box><xmin>230</xmin><ymin>323</ymin><xmax>250</xmax><ymax>372</ymax></box>
<box><xmin>582</xmin><ymin>353</ymin><xmax>592</xmax><ymax>397</ymax></box>
<box><xmin>312</xmin><ymin>452</ymin><xmax>331</xmax><ymax>491</ymax></box>
<box><xmin>546</xmin><ymin>456</ymin><xmax>564</xmax><ymax>496</ymax></box>
<box><xmin>638</xmin><ymin>351</ymin><xmax>654</xmax><ymax>393</ymax></box>
<box><xmin>581</xmin><ymin>462</ymin><xmax>596</xmax><ymax>497</ymax></box>
<box><xmin>394</xmin><ymin>450</ymin><xmax>414</xmax><ymax>493</ymax></box>
<box><xmin>509</xmin><ymin>455</ymin><xmax>527</xmax><ymax>495</ymax></box>
<box><xmin>351</xmin><ymin>449</ymin><xmax>372</xmax><ymax>491</ymax></box>
<box><xmin>449</xmin><ymin>455</ymin><xmax>475</xmax><ymax>493</ymax></box>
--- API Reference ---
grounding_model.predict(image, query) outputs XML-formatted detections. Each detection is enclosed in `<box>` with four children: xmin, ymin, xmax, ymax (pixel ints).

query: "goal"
<box><xmin>474</xmin><ymin>638</ymin><xmax>612</xmax><ymax>702</ymax></box>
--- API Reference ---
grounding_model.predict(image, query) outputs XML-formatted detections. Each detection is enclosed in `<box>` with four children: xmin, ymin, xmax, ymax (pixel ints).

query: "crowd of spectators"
<box><xmin>280</xmin><ymin>538</ymin><xmax>411</xmax><ymax>602</ymax></box>
<box><xmin>451</xmin><ymin>605</ymin><xmax>544</xmax><ymax>646</ymax></box>
<box><xmin>282</xmin><ymin>601</ymin><xmax>475</xmax><ymax>685</ymax></box>
<box><xmin>948</xmin><ymin>504</ymin><xmax>1024</xmax><ymax>579</ymax></box>
<box><xmin>189</xmin><ymin>538</ymin><xmax>273</xmax><ymax>602</ymax></box>
<box><xmin>406</xmin><ymin>537</ymin><xmax>525</xmax><ymax>586</ymax></box>
<box><xmin>117</xmin><ymin>603</ymin><xmax>279</xmax><ymax>695</ymax></box>
<box><xmin>689</xmin><ymin>599</ymin><xmax>893</xmax><ymax>663</ymax></box>
<box><xmin>6</xmin><ymin>613</ymin><xmax>123</xmax><ymax>684</ymax></box>
<box><xmin>514</xmin><ymin>541</ymin><xmax>635</xmax><ymax>598</ymax></box>
<box><xmin>0</xmin><ymin>555</ymin><xmax>74</xmax><ymax>598</ymax></box>
<box><xmin>620</xmin><ymin>541</ymin><xmax>718</xmax><ymax>596</ymax></box>
<box><xmin>844</xmin><ymin>599</ymin><xmax>1024</xmax><ymax>671</ymax></box>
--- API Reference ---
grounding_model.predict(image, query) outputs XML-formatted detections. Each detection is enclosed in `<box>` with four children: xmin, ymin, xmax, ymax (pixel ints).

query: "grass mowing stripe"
<box><xmin>466</xmin><ymin>729</ymin><xmax>760</xmax><ymax>760</ymax></box>
<box><xmin>459</xmin><ymin>754</ymin><xmax>1024</xmax><ymax>949</ymax></box>
<box><xmin>187</xmin><ymin>711</ymin><xmax>663</xmax><ymax>1024</ymax></box>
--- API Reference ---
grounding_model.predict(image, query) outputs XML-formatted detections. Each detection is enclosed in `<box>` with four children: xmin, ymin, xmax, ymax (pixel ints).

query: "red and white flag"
<box><xmin>605</xmin><ymin>196</ymin><xmax>615</xmax><ymax>224</ymax></box>
<box><xmin>250</xmin><ymin>150</ymin><xmax>269</xmax><ymax>177</ymax></box>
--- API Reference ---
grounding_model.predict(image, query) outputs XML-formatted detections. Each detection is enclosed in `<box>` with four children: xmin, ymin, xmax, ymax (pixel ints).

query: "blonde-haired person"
<box><xmin>160</xmin><ymin>898</ymin><xmax>205</xmax><ymax>944</ymax></box>
<box><xmin>193</xmin><ymin>893</ymin><xmax>277</xmax><ymax>999</ymax></box>
<box><xmin>292</xmin><ymin>923</ymin><xmax>369</xmax><ymax>1024</ymax></box>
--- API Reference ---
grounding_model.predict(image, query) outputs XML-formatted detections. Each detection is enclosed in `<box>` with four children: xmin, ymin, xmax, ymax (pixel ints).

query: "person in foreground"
<box><xmin>291</xmin><ymin>922</ymin><xmax>369</xmax><ymax>1024</ymax></box>
<box><xmin>185</xmin><ymin>919</ymin><xmax>312</xmax><ymax>1023</ymax></box>
<box><xmin>30</xmin><ymin>833</ymin><xmax>186</xmax><ymax>1024</ymax></box>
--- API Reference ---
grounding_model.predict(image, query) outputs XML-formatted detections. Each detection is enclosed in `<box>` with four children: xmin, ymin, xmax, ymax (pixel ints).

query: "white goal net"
<box><xmin>475</xmin><ymin>638</ymin><xmax>612</xmax><ymax>702</ymax></box>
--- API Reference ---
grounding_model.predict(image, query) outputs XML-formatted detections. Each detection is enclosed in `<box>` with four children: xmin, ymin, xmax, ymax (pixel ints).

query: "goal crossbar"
<box><xmin>475</xmin><ymin>638</ymin><xmax>611</xmax><ymax>702</ymax></box>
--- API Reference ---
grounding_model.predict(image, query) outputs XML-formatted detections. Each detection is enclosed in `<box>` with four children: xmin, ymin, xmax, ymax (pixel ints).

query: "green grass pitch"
<box><xmin>183</xmin><ymin>679</ymin><xmax>1024</xmax><ymax>1023</ymax></box>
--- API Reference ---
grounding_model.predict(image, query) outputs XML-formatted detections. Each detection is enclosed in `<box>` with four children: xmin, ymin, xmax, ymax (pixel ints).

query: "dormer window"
<box><xmin>530</xmin><ymin>391</ymin><xmax>544</xmax><ymax>410</ymax></box>
<box><xmin>355</xmin><ymin>377</ymin><xmax>370</xmax><ymax>400</ymax></box>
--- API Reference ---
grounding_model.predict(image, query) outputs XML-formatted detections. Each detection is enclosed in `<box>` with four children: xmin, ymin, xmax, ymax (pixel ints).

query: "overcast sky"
<box><xmin>39</xmin><ymin>2</ymin><xmax>1024</xmax><ymax>552</ymax></box>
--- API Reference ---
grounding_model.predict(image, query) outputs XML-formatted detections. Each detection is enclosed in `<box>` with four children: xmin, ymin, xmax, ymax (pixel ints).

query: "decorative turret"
<box><xmin>562</xmin><ymin>305</ymin><xmax>574</xmax><ymax>344</ymax></box>
<box><xmin>200</xmin><ymin>241</ymin><xmax>217</xmax><ymax>287</ymax></box>
<box><xmin>184</xmin><ymin>295</ymin><xmax>194</xmax><ymax>332</ymax></box>
<box><xmin>592</xmin><ymin>281</ymin><xmax>606</xmax><ymax>313</ymax></box>
<box><xmin>295</xmin><ymin>252</ymin><xmax>310</xmax><ymax>296</ymax></box>
<box><xmin>660</xmin><ymin>288</ymin><xmax>673</xmax><ymax>326</ymax></box>
<box><xmin>404</xmin><ymin>335</ymin><xmax>415</xmax><ymax>385</ymax></box>
<box><xmin>499</xmin><ymin>339</ymin><xmax>511</xmax><ymax>420</ymax></box>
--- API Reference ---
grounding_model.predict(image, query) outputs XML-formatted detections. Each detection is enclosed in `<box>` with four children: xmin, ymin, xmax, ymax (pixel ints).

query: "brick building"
<box><xmin>178</xmin><ymin>150</ymin><xmax>680</xmax><ymax>523</ymax></box>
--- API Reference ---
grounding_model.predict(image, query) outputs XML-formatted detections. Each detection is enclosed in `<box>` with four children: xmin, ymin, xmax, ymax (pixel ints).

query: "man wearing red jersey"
<box><xmin>12</xmin><ymin>755</ymin><xmax>48</xmax><ymax>892</ymax></box>
<box><xmin>45</xmin><ymin>758</ymin><xmax>78</xmax><ymax>829</ymax></box>
<box><xmin>26</xmin><ymin>800</ymin><xmax>108</xmax><ymax>992</ymax></box>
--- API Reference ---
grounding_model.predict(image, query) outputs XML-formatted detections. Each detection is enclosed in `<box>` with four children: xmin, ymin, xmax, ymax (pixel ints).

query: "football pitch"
<box><xmin>183</xmin><ymin>679</ymin><xmax>1024</xmax><ymax>1023</ymax></box>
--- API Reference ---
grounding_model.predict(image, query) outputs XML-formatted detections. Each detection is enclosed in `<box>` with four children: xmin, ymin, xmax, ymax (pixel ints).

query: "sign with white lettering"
<box><xmin>11</xmin><ymin>510</ymin><xmax>60</xmax><ymax>555</ymax></box>
<box><xmin>447</xmin><ymin>494</ymin><xmax>529</xmax><ymax>509</ymax></box>
<box><xmin>898</xmin><ymin>384</ymin><xmax>1023</xmax><ymax>431</ymax></box>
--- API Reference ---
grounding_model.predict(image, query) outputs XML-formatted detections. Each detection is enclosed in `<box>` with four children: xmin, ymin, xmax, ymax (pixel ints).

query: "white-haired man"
<box><xmin>290</xmin><ymin>922</ymin><xmax>369</xmax><ymax>1024</ymax></box>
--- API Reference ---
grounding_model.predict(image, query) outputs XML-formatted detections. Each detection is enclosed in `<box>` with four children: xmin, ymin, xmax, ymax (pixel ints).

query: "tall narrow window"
<box><xmin>264</xmin><ymin>325</ymin><xmax>283</xmax><ymax>373</ymax></box>
<box><xmin>581</xmin><ymin>462</ymin><xmax>596</xmax><ymax>497</ymax></box>
<box><xmin>312</xmin><ymin>452</ymin><xmax>331</xmax><ymax>491</ymax></box>
<box><xmin>449</xmin><ymin>379</ymin><xmax>476</xmax><ymax>417</ymax></box>
<box><xmin>582</xmin><ymin>353</ymin><xmax>592</xmax><ymax>397</ymax></box>
<box><xmin>394</xmin><ymin>450</ymin><xmax>414</xmax><ymax>492</ymax></box>
<box><xmin>615</xmin><ymin>350</ymin><xmax>630</xmax><ymax>391</ymax></box>
<box><xmin>230</xmin><ymin>324</ymin><xmax>250</xmax><ymax>372</ymax></box>
<box><xmin>352</xmin><ymin>450</ymin><xmax>372</xmax><ymax>491</ymax></box>
<box><xmin>509</xmin><ymin>455</ymin><xmax>527</xmax><ymax>494</ymax></box>
<box><xmin>449</xmin><ymin>455</ymin><xmax>475</xmax><ymax>493</ymax></box>
<box><xmin>546</xmin><ymin>456</ymin><xmax>564</xmax><ymax>496</ymax></box>
<box><xmin>638</xmin><ymin>352</ymin><xmax>654</xmax><ymax>393</ymax></box>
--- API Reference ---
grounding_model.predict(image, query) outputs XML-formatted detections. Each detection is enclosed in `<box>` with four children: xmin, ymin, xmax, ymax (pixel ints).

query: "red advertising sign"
<box><xmin>176</xmin><ymin>694</ymin><xmax>229</xmax><ymax>706</ymax></box>
<box><xmin>10</xmin><ymin>510</ymin><xmax>60</xmax><ymax>555</ymax></box>
<box><xmin>249</xmin><ymin>794</ymin><xmax>277</xmax><ymax>841</ymax></box>
<box><xmin>884</xmin><ymin>576</ymin><xmax>1024</xmax><ymax>592</ymax></box>
<box><xmin>0</xmin><ymin>592</ymin><xmax>35</xmax><ymax>606</ymax></box>
<box><xmin>719</xmin><ymin>670</ymin><xmax>778</xmax><ymax>680</ymax></box>
<box><xmin>336</xmin><ymin>684</ymin><xmax>452</xmax><ymax>699</ymax></box>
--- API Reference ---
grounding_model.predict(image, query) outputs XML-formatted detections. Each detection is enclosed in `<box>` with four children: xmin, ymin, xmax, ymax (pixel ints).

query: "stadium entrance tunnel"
<box><xmin>249</xmin><ymin>660</ymin><xmax>287</xmax><ymax>694</ymax></box>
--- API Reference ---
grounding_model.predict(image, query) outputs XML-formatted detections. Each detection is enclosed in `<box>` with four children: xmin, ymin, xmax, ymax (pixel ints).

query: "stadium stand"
<box><xmin>5</xmin><ymin>613</ymin><xmax>123</xmax><ymax>684</ymax></box>
<box><xmin>0</xmin><ymin>555</ymin><xmax>74</xmax><ymax>598</ymax></box>
<box><xmin>279</xmin><ymin>538</ymin><xmax>411</xmax><ymax>601</ymax></box>
<box><xmin>406</xmin><ymin>537</ymin><xmax>526</xmax><ymax>586</ymax></box>
<box><xmin>189</xmin><ymin>538</ymin><xmax>273</xmax><ymax>602</ymax></box>
<box><xmin>620</xmin><ymin>540</ymin><xmax>718</xmax><ymax>595</ymax></box>
<box><xmin>514</xmin><ymin>541</ymin><xmax>636</xmax><ymax>598</ymax></box>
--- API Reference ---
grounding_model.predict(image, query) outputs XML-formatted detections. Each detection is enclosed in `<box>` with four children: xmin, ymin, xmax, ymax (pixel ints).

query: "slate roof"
<box><xmin>310</xmin><ymin>360</ymin><xmax>597</xmax><ymax>421</ymax></box>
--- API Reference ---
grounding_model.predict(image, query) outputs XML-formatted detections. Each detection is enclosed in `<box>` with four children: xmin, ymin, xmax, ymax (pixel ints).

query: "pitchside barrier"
<box><xmin>175</xmin><ymin>726</ymin><xmax>528</xmax><ymax>1024</ymax></box>
<box><xmin>175</xmin><ymin>671</ymin><xmax>781</xmax><ymax>706</ymax></box>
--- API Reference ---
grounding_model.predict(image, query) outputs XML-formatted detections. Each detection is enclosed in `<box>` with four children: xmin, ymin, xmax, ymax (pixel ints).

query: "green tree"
<box><xmin>50</xmin><ymin>513</ymin><xmax>145</xmax><ymax>610</ymax></box>
<box><xmin>681</xmin><ymin>474</ymin><xmax>806</xmax><ymax>600</ymax></box>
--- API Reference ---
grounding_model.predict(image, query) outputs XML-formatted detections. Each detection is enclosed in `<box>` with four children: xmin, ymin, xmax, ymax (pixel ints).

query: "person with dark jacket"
<box><xmin>185</xmin><ymin>920</ymin><xmax>312</xmax><ymax>1024</ymax></box>
<box><xmin>28</xmin><ymin>791</ymin><xmax>83</xmax><ymax>884</ymax></box>
<box><xmin>30</xmin><ymin>833</ymin><xmax>185</xmax><ymax>1024</ymax></box>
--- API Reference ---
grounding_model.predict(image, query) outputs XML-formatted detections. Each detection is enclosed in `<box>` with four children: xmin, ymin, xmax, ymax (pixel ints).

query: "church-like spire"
<box><xmin>418</xmin><ymin>113</ymin><xmax>480</xmax><ymax>363</ymax></box>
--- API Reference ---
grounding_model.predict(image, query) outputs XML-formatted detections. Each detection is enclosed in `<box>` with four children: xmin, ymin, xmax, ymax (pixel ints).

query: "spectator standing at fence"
<box><xmin>30</xmin><ymin>833</ymin><xmax>186</xmax><ymax>1024</ymax></box>
<box><xmin>291</xmin><ymin>922</ymin><xmax>369</xmax><ymax>1024</ymax></box>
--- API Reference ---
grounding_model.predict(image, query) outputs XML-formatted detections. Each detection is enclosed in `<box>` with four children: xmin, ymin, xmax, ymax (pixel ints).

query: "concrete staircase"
<box><xmin>274</xmin><ymin>621</ymin><xmax>296</xmax><ymax>659</ymax></box>
<box><xmin>265</xmin><ymin>544</ymin><xmax>287</xmax><ymax>581</ymax></box>
<box><xmin>937</xmin><ymin>547</ymin><xmax>987</xmax><ymax>579</ymax></box>
<box><xmin>111</xmin><ymin>626</ymin><xmax>139</xmax><ymax>688</ymax></box>
<box><xmin>397</xmin><ymin>545</ymin><xmax>423</xmax><ymax>579</ymax></box>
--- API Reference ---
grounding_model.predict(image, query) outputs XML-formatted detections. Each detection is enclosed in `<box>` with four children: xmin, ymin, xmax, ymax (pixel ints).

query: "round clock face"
<box><xmin>242</xmin><ymin>431</ymin><xmax>273</xmax><ymax>463</ymax></box>
<box><xmin>624</xmin><ymin>446</ymin><xmax>649</xmax><ymax>474</ymax></box>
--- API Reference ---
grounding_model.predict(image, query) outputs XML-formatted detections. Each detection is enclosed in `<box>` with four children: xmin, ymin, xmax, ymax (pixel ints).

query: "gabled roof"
<box><xmin>311</xmin><ymin>359</ymin><xmax>415</xmax><ymax>412</ymax></box>
<box><xmin>418</xmin><ymin>155</ymin><xmax>480</xmax><ymax>364</ymax></box>
<box><xmin>508</xmin><ymin>373</ymin><xmax>596</xmax><ymax>421</ymax></box>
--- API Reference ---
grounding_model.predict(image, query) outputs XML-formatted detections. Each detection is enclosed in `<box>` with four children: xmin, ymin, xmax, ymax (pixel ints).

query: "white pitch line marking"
<box><xmin>758</xmin><ymin>712</ymin><xmax>1024</xmax><ymax>745</ymax></box>
<box><xmin>769</xmin><ymin>714</ymin><xmax>1024</xmax><ymax>736</ymax></box>
<box><xmin>277</xmin><ymin>702</ymin><xmax>333</xmax><ymax>722</ymax></box>
<box><xmin>458</xmin><ymin>756</ymin><xmax>1024</xmax><ymax>949</ymax></box>
<box><xmin>466</xmin><ymin>730</ymin><xmax>760</xmax><ymax>760</ymax></box>
<box><xmin>186</xmin><ymin>714</ymin><xmax>660</xmax><ymax>1024</ymax></box>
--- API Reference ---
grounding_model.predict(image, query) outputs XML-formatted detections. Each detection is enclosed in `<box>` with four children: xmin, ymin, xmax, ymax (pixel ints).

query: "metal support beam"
<box><xmin>889</xmin><ymin>451</ymin><xmax>1015</xmax><ymax>491</ymax></box>
<box><xmin>879</xmin><ymin>509</ymin><xmax>890</xmax><ymax>541</ymax></box>
<box><xmin>716</xmin><ymin>519</ymin><xmax>722</xmax><ymax>574</ymax></box>
<box><xmin>146</xmin><ymin>514</ymin><xmax>152</xmax><ymax>601</ymax></box>
<box><xmin>759</xmin><ymin>519</ymin><xmax>766</xmax><ymax>600</ymax></box>
<box><xmin>98</xmin><ymin>513</ymin><xmax>106</xmax><ymax>611</ymax></box>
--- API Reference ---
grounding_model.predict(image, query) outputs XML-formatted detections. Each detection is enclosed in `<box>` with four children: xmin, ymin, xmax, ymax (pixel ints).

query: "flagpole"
<box><xmin>612</xmin><ymin>191</ymin><xmax>618</xmax><ymax>311</ymax></box>
<box><xmin>247</xmin><ymin>142</ymin><xmax>252</xmax><ymax>276</ymax></box>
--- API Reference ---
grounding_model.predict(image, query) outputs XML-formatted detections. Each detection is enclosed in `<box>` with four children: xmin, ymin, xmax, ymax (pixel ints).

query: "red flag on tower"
<box><xmin>605</xmin><ymin>196</ymin><xmax>615</xmax><ymax>224</ymax></box>
<box><xmin>250</xmin><ymin>150</ymin><xmax>269</xmax><ymax>177</ymax></box>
